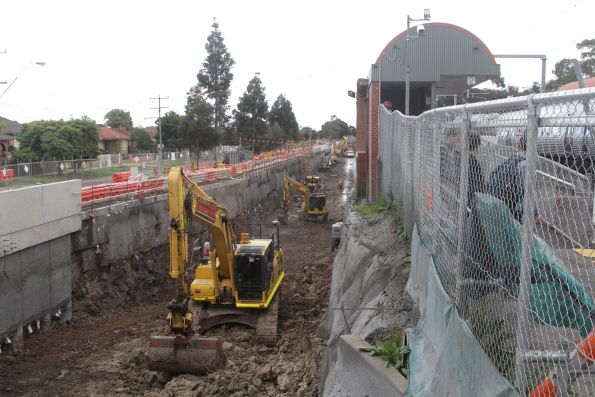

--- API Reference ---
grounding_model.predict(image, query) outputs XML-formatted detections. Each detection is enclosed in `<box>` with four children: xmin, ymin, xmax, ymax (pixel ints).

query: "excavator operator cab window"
<box><xmin>235</xmin><ymin>247</ymin><xmax>266</xmax><ymax>300</ymax></box>
<box><xmin>309</xmin><ymin>195</ymin><xmax>326</xmax><ymax>211</ymax></box>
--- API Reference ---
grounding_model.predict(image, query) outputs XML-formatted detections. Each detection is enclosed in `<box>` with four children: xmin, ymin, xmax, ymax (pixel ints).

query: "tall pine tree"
<box><xmin>197</xmin><ymin>20</ymin><xmax>235</xmax><ymax>130</ymax></box>
<box><xmin>234</xmin><ymin>75</ymin><xmax>269</xmax><ymax>152</ymax></box>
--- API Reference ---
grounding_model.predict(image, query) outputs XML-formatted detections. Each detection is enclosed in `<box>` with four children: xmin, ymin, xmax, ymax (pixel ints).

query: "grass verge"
<box><xmin>355</xmin><ymin>199</ymin><xmax>388</xmax><ymax>217</ymax></box>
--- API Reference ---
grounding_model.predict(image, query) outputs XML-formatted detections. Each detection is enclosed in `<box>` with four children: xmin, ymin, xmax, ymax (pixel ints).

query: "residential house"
<box><xmin>98</xmin><ymin>126</ymin><xmax>133</xmax><ymax>154</ymax></box>
<box><xmin>0</xmin><ymin>116</ymin><xmax>23</xmax><ymax>158</ymax></box>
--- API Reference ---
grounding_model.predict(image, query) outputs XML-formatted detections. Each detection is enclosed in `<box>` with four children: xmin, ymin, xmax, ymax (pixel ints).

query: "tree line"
<box><xmin>4</xmin><ymin>20</ymin><xmax>394</xmax><ymax>161</ymax></box>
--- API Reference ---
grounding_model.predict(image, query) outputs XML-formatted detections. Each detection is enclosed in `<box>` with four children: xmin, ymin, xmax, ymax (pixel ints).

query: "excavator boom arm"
<box><xmin>148</xmin><ymin>167</ymin><xmax>227</xmax><ymax>374</ymax></box>
<box><xmin>183</xmin><ymin>172</ymin><xmax>236</xmax><ymax>279</ymax></box>
<box><xmin>168</xmin><ymin>167</ymin><xmax>190</xmax><ymax>295</ymax></box>
<box><xmin>283</xmin><ymin>176</ymin><xmax>311</xmax><ymax>206</ymax></box>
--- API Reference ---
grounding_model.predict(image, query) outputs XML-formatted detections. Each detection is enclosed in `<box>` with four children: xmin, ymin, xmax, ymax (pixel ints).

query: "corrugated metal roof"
<box><xmin>370</xmin><ymin>22</ymin><xmax>500</xmax><ymax>83</ymax></box>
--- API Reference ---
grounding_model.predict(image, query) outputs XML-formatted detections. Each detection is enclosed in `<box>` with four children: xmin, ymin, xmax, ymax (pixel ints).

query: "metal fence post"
<box><xmin>413</xmin><ymin>119</ymin><xmax>423</xmax><ymax>229</ymax></box>
<box><xmin>454</xmin><ymin>111</ymin><xmax>470</xmax><ymax>307</ymax></box>
<box><xmin>432</xmin><ymin>118</ymin><xmax>443</xmax><ymax>225</ymax></box>
<box><xmin>513</xmin><ymin>96</ymin><xmax>539</xmax><ymax>393</ymax></box>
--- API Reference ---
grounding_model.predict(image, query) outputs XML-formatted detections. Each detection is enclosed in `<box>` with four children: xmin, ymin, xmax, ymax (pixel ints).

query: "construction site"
<box><xmin>1</xmin><ymin>147</ymin><xmax>395</xmax><ymax>397</ymax></box>
<box><xmin>2</xmin><ymin>3</ymin><xmax>595</xmax><ymax>396</ymax></box>
<box><xmin>3</xmin><ymin>96</ymin><xmax>595</xmax><ymax>397</ymax></box>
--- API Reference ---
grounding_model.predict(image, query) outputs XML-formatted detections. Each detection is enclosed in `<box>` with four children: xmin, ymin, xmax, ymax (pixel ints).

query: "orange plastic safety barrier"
<box><xmin>578</xmin><ymin>329</ymin><xmax>595</xmax><ymax>363</ymax></box>
<box><xmin>112</xmin><ymin>171</ymin><xmax>131</xmax><ymax>182</ymax></box>
<box><xmin>82</xmin><ymin>148</ymin><xmax>312</xmax><ymax>204</ymax></box>
<box><xmin>529</xmin><ymin>327</ymin><xmax>595</xmax><ymax>396</ymax></box>
<box><xmin>425</xmin><ymin>186</ymin><xmax>433</xmax><ymax>211</ymax></box>
<box><xmin>529</xmin><ymin>377</ymin><xmax>555</xmax><ymax>397</ymax></box>
<box><xmin>0</xmin><ymin>168</ymin><xmax>14</xmax><ymax>181</ymax></box>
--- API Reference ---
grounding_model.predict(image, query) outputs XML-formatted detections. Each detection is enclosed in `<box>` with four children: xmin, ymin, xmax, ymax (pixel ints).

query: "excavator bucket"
<box><xmin>147</xmin><ymin>335</ymin><xmax>225</xmax><ymax>374</ymax></box>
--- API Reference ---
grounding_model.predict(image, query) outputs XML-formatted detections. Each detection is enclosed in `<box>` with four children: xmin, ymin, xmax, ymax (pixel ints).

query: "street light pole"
<box><xmin>404</xmin><ymin>9</ymin><xmax>430</xmax><ymax>116</ymax></box>
<box><xmin>405</xmin><ymin>15</ymin><xmax>411</xmax><ymax>116</ymax></box>
<box><xmin>0</xmin><ymin>61</ymin><xmax>46</xmax><ymax>100</ymax></box>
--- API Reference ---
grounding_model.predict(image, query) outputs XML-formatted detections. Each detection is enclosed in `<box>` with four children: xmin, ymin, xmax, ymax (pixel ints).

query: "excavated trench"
<box><xmin>0</xmin><ymin>158</ymin><xmax>353</xmax><ymax>397</ymax></box>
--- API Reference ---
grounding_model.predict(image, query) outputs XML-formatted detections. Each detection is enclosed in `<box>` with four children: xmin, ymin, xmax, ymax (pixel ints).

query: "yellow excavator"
<box><xmin>333</xmin><ymin>137</ymin><xmax>349</xmax><ymax>157</ymax></box>
<box><xmin>305</xmin><ymin>175</ymin><xmax>324</xmax><ymax>193</ymax></box>
<box><xmin>283</xmin><ymin>176</ymin><xmax>328</xmax><ymax>222</ymax></box>
<box><xmin>148</xmin><ymin>167</ymin><xmax>284</xmax><ymax>374</ymax></box>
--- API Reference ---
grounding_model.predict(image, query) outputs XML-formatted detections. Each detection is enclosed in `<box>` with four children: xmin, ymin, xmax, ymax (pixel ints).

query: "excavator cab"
<box><xmin>234</xmin><ymin>225</ymin><xmax>282</xmax><ymax>304</ymax></box>
<box><xmin>308</xmin><ymin>194</ymin><xmax>327</xmax><ymax>212</ymax></box>
<box><xmin>235</xmin><ymin>244</ymin><xmax>271</xmax><ymax>301</ymax></box>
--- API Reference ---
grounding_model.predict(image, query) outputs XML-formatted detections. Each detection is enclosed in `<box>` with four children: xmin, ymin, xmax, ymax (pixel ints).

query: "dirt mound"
<box><xmin>71</xmin><ymin>246</ymin><xmax>171</xmax><ymax>324</ymax></box>
<box><xmin>159</xmin><ymin>266</ymin><xmax>331</xmax><ymax>396</ymax></box>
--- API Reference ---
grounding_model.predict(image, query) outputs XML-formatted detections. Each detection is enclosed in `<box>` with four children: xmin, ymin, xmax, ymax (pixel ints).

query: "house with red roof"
<box><xmin>558</xmin><ymin>76</ymin><xmax>595</xmax><ymax>91</ymax></box>
<box><xmin>0</xmin><ymin>116</ymin><xmax>23</xmax><ymax>159</ymax></box>
<box><xmin>98</xmin><ymin>126</ymin><xmax>133</xmax><ymax>154</ymax></box>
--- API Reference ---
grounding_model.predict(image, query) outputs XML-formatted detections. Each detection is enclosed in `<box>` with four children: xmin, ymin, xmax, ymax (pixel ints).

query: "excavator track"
<box><xmin>255</xmin><ymin>293</ymin><xmax>279</xmax><ymax>344</ymax></box>
<box><xmin>197</xmin><ymin>294</ymin><xmax>280</xmax><ymax>344</ymax></box>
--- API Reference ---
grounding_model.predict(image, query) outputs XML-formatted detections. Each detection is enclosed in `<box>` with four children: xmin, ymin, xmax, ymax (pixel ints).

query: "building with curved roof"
<box><xmin>355</xmin><ymin>22</ymin><xmax>501</xmax><ymax>198</ymax></box>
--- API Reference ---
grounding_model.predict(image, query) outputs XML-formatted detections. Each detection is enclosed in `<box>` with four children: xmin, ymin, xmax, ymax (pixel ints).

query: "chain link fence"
<box><xmin>379</xmin><ymin>89</ymin><xmax>595</xmax><ymax>396</ymax></box>
<box><xmin>0</xmin><ymin>150</ymin><xmax>219</xmax><ymax>187</ymax></box>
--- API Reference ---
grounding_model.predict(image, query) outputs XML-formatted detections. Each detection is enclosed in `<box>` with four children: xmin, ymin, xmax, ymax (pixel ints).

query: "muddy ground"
<box><xmin>0</xmin><ymin>158</ymin><xmax>354</xmax><ymax>397</ymax></box>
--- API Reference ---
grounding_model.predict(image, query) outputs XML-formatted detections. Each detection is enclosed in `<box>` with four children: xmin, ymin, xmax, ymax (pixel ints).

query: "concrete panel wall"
<box><xmin>50</xmin><ymin>237</ymin><xmax>73</xmax><ymax>307</ymax></box>
<box><xmin>0</xmin><ymin>181</ymin><xmax>80</xmax><ymax>345</ymax></box>
<box><xmin>21</xmin><ymin>243</ymin><xmax>51</xmax><ymax>321</ymax></box>
<box><xmin>0</xmin><ymin>235</ymin><xmax>72</xmax><ymax>341</ymax></box>
<box><xmin>0</xmin><ymin>253</ymin><xmax>23</xmax><ymax>337</ymax></box>
<box><xmin>0</xmin><ymin>180</ymin><xmax>81</xmax><ymax>254</ymax></box>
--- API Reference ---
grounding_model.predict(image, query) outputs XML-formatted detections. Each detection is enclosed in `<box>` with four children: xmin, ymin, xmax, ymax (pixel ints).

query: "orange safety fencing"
<box><xmin>111</xmin><ymin>171</ymin><xmax>131</xmax><ymax>182</ymax></box>
<box><xmin>529</xmin><ymin>328</ymin><xmax>595</xmax><ymax>397</ymax></box>
<box><xmin>0</xmin><ymin>168</ymin><xmax>14</xmax><ymax>182</ymax></box>
<box><xmin>82</xmin><ymin>146</ymin><xmax>314</xmax><ymax>205</ymax></box>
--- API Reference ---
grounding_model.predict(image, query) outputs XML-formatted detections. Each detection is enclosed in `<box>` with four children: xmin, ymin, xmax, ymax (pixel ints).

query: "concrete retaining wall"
<box><xmin>0</xmin><ymin>181</ymin><xmax>80</xmax><ymax>348</ymax></box>
<box><xmin>0</xmin><ymin>236</ymin><xmax>72</xmax><ymax>336</ymax></box>
<box><xmin>77</xmin><ymin>157</ymin><xmax>307</xmax><ymax>265</ymax></box>
<box><xmin>0</xmin><ymin>180</ymin><xmax>81</xmax><ymax>253</ymax></box>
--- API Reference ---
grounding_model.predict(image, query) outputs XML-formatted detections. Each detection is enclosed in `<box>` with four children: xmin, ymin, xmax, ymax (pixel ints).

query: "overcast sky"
<box><xmin>0</xmin><ymin>0</ymin><xmax>592</xmax><ymax>130</ymax></box>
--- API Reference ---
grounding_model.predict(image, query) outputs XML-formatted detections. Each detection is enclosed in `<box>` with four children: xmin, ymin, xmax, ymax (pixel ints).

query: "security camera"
<box><xmin>417</xmin><ymin>25</ymin><xmax>425</xmax><ymax>35</ymax></box>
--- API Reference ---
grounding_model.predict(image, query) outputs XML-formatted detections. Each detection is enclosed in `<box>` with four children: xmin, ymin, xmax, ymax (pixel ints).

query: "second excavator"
<box><xmin>148</xmin><ymin>167</ymin><xmax>284</xmax><ymax>374</ymax></box>
<box><xmin>283</xmin><ymin>176</ymin><xmax>328</xmax><ymax>222</ymax></box>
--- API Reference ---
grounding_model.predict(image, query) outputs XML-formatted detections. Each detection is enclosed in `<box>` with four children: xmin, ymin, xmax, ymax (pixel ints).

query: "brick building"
<box><xmin>355</xmin><ymin>22</ymin><xmax>501</xmax><ymax>199</ymax></box>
